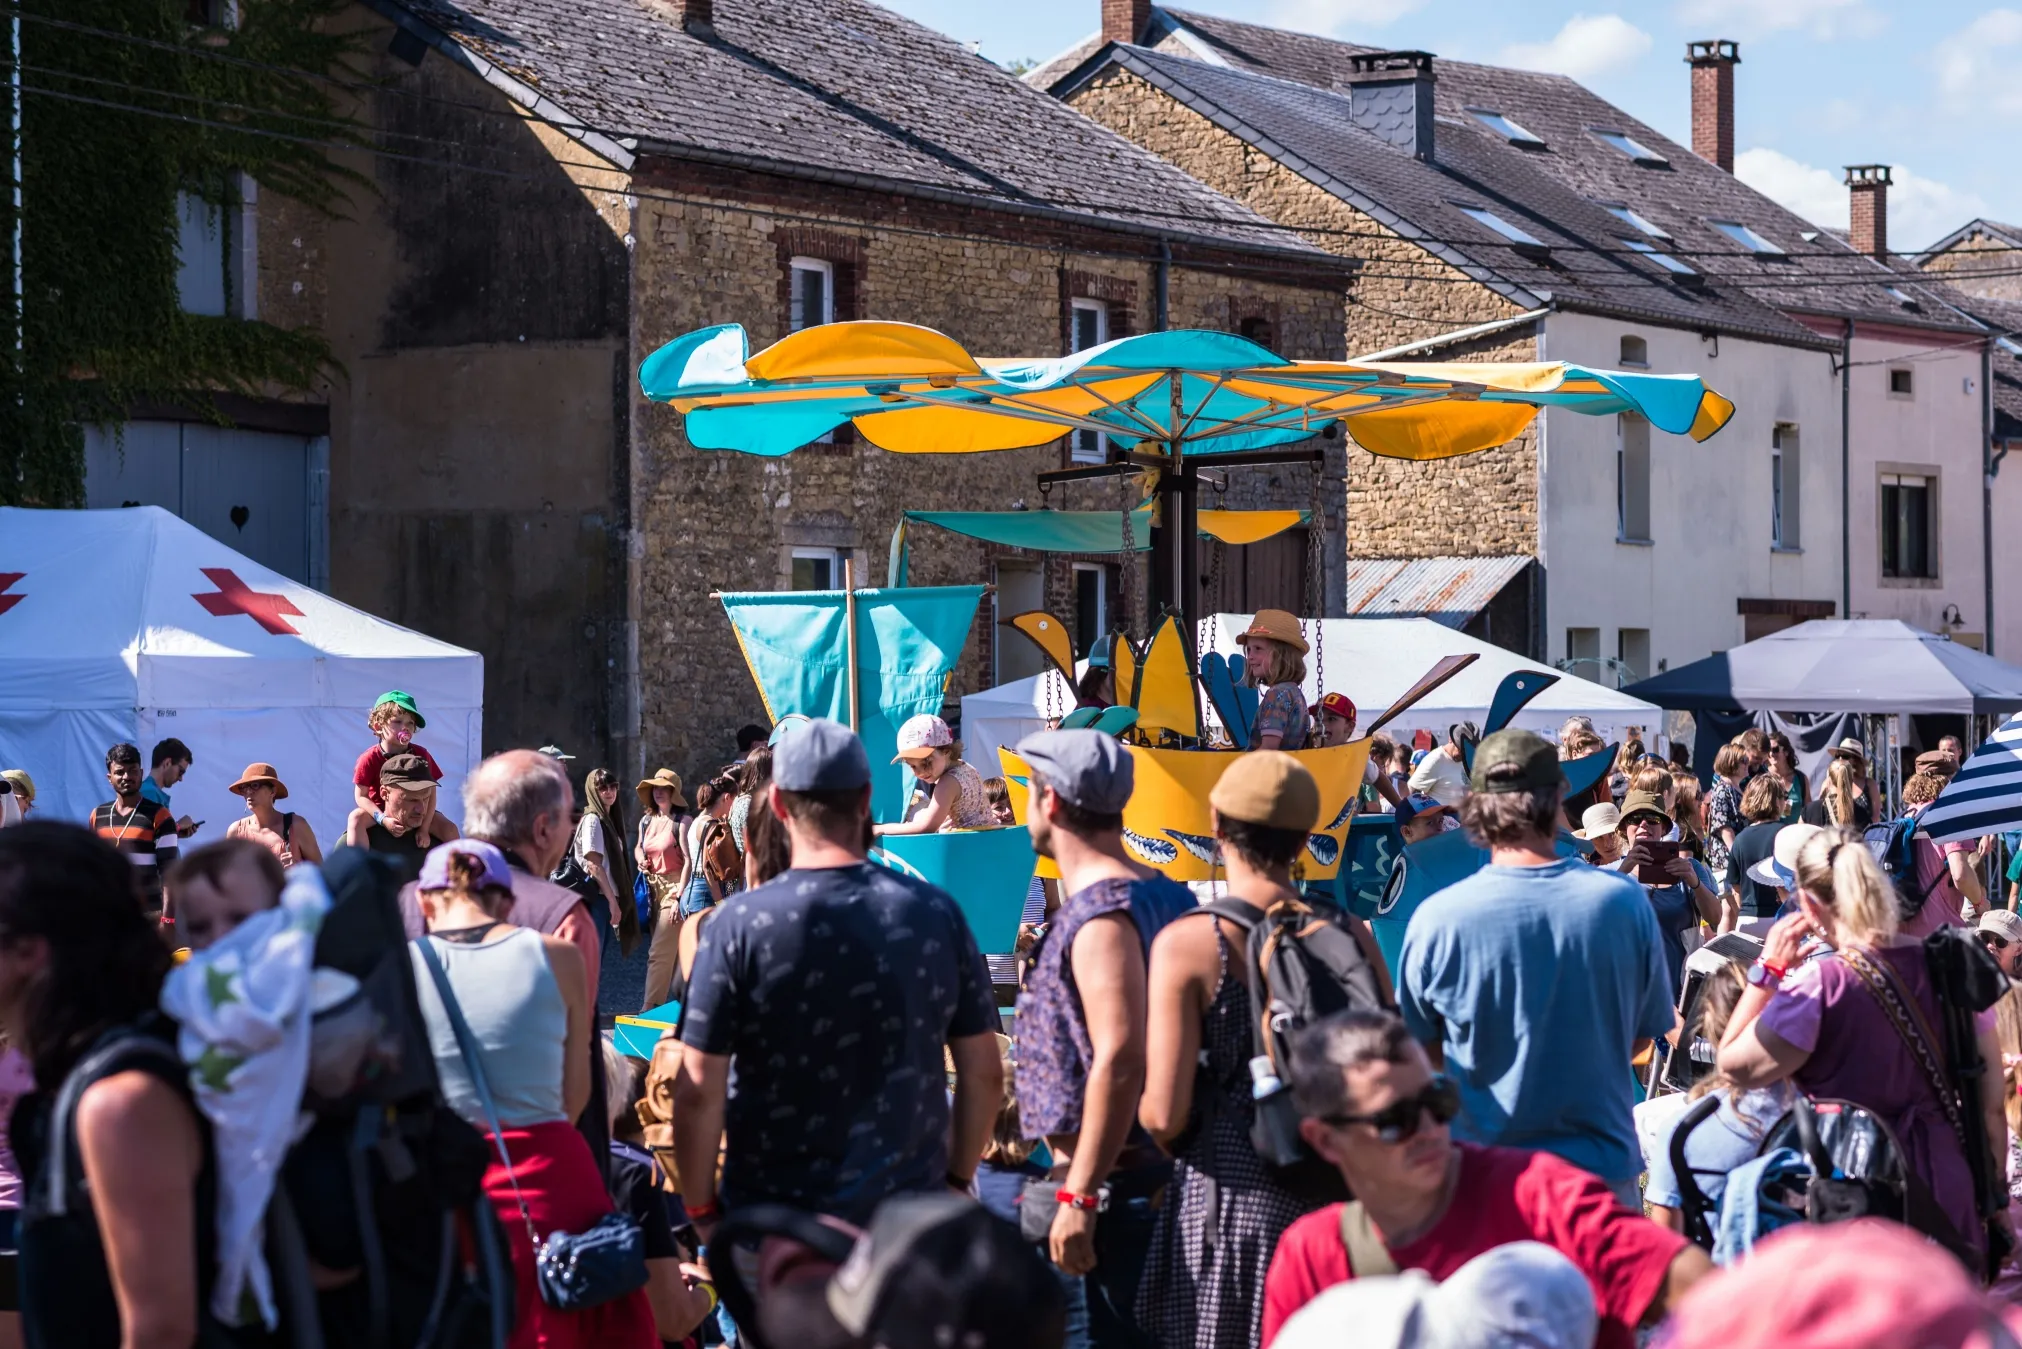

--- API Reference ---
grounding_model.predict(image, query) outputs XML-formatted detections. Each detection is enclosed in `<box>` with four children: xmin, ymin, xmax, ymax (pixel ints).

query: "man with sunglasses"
<box><xmin>1976</xmin><ymin>910</ymin><xmax>2022</xmax><ymax>980</ymax></box>
<box><xmin>1260</xmin><ymin>1011</ymin><xmax>1711</xmax><ymax>1349</ymax></box>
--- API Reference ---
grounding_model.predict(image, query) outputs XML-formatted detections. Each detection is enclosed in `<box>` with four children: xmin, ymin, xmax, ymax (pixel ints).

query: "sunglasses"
<box><xmin>1322</xmin><ymin>1075</ymin><xmax>1461</xmax><ymax>1143</ymax></box>
<box><xmin>1981</xmin><ymin>932</ymin><xmax>2010</xmax><ymax>953</ymax></box>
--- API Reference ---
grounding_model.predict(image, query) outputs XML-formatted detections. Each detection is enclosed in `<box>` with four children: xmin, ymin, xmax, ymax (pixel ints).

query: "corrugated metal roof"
<box><xmin>1342</xmin><ymin>556</ymin><xmax>1533</xmax><ymax>627</ymax></box>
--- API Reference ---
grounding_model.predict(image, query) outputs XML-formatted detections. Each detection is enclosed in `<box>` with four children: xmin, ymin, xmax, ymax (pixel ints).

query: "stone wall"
<box><xmin>1919</xmin><ymin>229</ymin><xmax>2022</xmax><ymax>302</ymax></box>
<box><xmin>1064</xmin><ymin>68</ymin><xmax>1543</xmax><ymax>562</ymax></box>
<box><xmin>626</xmin><ymin>177</ymin><xmax>1344</xmax><ymax>779</ymax></box>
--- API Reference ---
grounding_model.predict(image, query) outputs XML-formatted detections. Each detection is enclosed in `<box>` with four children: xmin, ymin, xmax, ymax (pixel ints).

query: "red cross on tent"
<box><xmin>193</xmin><ymin>567</ymin><xmax>304</xmax><ymax>636</ymax></box>
<box><xmin>0</xmin><ymin>574</ymin><xmax>21</xmax><ymax>616</ymax></box>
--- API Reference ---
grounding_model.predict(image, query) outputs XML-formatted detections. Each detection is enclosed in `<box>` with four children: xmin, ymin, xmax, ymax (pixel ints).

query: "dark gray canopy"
<box><xmin>1622</xmin><ymin>620</ymin><xmax>2022</xmax><ymax>715</ymax></box>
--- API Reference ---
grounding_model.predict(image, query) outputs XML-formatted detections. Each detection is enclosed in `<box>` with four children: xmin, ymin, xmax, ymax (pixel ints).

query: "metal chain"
<box><xmin>1307</xmin><ymin>456</ymin><xmax>1326</xmax><ymax>699</ymax></box>
<box><xmin>1198</xmin><ymin>539</ymin><xmax>1223</xmax><ymax>662</ymax></box>
<box><xmin>1117</xmin><ymin>463</ymin><xmax>1140</xmax><ymax>641</ymax></box>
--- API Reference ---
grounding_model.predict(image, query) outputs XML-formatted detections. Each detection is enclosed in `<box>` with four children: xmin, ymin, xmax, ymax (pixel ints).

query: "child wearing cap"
<box><xmin>1238</xmin><ymin>609</ymin><xmax>1311</xmax><ymax>752</ymax></box>
<box><xmin>875</xmin><ymin>714</ymin><xmax>995</xmax><ymax>836</ymax></box>
<box><xmin>352</xmin><ymin>691</ymin><xmax>452</xmax><ymax>849</ymax></box>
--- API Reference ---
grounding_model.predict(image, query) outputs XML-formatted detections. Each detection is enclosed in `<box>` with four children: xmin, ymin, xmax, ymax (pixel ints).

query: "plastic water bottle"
<box><xmin>1248</xmin><ymin>1055</ymin><xmax>1306</xmax><ymax>1167</ymax></box>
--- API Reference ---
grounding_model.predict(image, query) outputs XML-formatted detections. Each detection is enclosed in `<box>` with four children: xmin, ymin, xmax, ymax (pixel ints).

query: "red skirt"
<box><xmin>484</xmin><ymin>1120</ymin><xmax>659</xmax><ymax>1349</ymax></box>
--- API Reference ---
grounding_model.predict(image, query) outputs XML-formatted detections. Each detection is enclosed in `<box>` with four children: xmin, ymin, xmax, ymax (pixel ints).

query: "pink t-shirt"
<box><xmin>0</xmin><ymin>1048</ymin><xmax>35</xmax><ymax>1208</ymax></box>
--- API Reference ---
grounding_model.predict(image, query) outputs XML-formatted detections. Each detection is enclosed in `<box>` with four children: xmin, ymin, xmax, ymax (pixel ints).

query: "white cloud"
<box><xmin>1931</xmin><ymin>9</ymin><xmax>2022</xmax><ymax>115</ymax></box>
<box><xmin>1497</xmin><ymin>14</ymin><xmax>1652</xmax><ymax>79</ymax></box>
<box><xmin>1265</xmin><ymin>0</ymin><xmax>1425</xmax><ymax>33</ymax></box>
<box><xmin>1674</xmin><ymin>0</ymin><xmax>1883</xmax><ymax>40</ymax></box>
<box><xmin>1734</xmin><ymin>147</ymin><xmax>1991</xmax><ymax>252</ymax></box>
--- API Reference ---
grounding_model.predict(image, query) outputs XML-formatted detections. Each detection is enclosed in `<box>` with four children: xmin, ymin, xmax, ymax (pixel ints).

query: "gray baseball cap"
<box><xmin>1015</xmin><ymin>728</ymin><xmax>1134</xmax><ymax>814</ymax></box>
<box><xmin>773</xmin><ymin>717</ymin><xmax>871</xmax><ymax>792</ymax></box>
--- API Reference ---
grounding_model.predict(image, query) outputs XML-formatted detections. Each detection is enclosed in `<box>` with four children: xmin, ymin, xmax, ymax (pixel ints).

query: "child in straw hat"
<box><xmin>1237</xmin><ymin>609</ymin><xmax>1311</xmax><ymax>751</ymax></box>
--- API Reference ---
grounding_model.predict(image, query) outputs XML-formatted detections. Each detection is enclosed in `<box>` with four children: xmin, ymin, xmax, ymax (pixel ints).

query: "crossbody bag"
<box><xmin>415</xmin><ymin>937</ymin><xmax>647</xmax><ymax>1311</ymax></box>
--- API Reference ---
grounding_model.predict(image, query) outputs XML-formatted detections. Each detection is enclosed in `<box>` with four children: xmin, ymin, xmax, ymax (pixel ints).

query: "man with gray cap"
<box><xmin>1011</xmin><ymin>729</ymin><xmax>1192</xmax><ymax>1349</ymax></box>
<box><xmin>1397</xmin><ymin>729</ymin><xmax>1672</xmax><ymax>1206</ymax></box>
<box><xmin>672</xmin><ymin>718</ymin><xmax>1002</xmax><ymax>1233</ymax></box>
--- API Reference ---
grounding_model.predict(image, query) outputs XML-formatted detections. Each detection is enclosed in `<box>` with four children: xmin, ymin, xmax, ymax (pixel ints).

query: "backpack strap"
<box><xmin>45</xmin><ymin>1031</ymin><xmax>187</xmax><ymax>1218</ymax></box>
<box><xmin>1337</xmin><ymin>1201</ymin><xmax>1398</xmax><ymax>1278</ymax></box>
<box><xmin>1839</xmin><ymin>949</ymin><xmax>1970</xmax><ymax>1152</ymax></box>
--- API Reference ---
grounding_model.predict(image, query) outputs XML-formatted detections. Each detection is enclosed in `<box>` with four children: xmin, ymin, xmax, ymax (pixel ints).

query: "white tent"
<box><xmin>1208</xmin><ymin>615</ymin><xmax>1660</xmax><ymax>743</ymax></box>
<box><xmin>960</xmin><ymin>617</ymin><xmax>1660</xmax><ymax>776</ymax></box>
<box><xmin>0</xmin><ymin>507</ymin><xmax>483</xmax><ymax>842</ymax></box>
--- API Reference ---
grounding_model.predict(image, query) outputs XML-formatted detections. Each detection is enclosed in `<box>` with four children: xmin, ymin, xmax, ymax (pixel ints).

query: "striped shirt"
<box><xmin>91</xmin><ymin>800</ymin><xmax>178</xmax><ymax>868</ymax></box>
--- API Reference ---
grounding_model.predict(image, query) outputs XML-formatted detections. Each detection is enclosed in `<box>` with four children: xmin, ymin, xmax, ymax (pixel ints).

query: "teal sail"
<box><xmin>718</xmin><ymin>585</ymin><xmax>985</xmax><ymax>821</ymax></box>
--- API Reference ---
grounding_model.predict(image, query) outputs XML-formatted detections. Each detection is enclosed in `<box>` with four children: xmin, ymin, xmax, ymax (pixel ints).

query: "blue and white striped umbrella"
<box><xmin>1920</xmin><ymin>714</ymin><xmax>2022</xmax><ymax>842</ymax></box>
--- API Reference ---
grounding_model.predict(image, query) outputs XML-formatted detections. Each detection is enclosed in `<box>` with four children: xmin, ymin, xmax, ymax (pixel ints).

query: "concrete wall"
<box><xmin>1539</xmin><ymin>311</ymin><xmax>1842</xmax><ymax>673</ymax></box>
<box><xmin>1831</xmin><ymin>326</ymin><xmax>1993</xmax><ymax>646</ymax></box>
<box><xmin>626</xmin><ymin>174</ymin><xmax>1345</xmax><ymax>781</ymax></box>
<box><xmin>315</xmin><ymin>9</ymin><xmax>630</xmax><ymax>767</ymax></box>
<box><xmin>1061</xmin><ymin>68</ymin><xmax>1544</xmax><ymax>563</ymax></box>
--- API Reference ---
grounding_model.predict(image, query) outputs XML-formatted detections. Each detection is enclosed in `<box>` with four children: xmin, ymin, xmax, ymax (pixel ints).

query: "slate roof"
<box><xmin>373</xmin><ymin>0</ymin><xmax>1335</xmax><ymax>261</ymax></box>
<box><xmin>1034</xmin><ymin>7</ymin><xmax>1980</xmax><ymax>340</ymax></box>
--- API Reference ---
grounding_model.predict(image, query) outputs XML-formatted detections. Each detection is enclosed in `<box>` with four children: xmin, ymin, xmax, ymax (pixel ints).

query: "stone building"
<box><xmin>1030</xmin><ymin>7</ymin><xmax>1993</xmax><ymax>681</ymax></box>
<box><xmin>91</xmin><ymin>0</ymin><xmax>1352</xmax><ymax>784</ymax></box>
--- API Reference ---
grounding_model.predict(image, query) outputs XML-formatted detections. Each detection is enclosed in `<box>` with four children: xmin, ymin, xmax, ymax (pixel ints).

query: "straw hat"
<box><xmin>1828</xmin><ymin>738</ymin><xmax>1868</xmax><ymax>766</ymax></box>
<box><xmin>0</xmin><ymin>769</ymin><xmax>33</xmax><ymax>806</ymax></box>
<box><xmin>1235</xmin><ymin>609</ymin><xmax>1310</xmax><ymax>654</ymax></box>
<box><xmin>636</xmin><ymin>768</ymin><xmax>689</xmax><ymax>809</ymax></box>
<box><xmin>228</xmin><ymin>762</ymin><xmax>288</xmax><ymax>800</ymax></box>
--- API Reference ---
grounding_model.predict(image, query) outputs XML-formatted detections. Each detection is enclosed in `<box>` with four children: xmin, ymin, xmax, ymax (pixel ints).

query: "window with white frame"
<box><xmin>789</xmin><ymin>257</ymin><xmax>834</xmax><ymax>332</ymax></box>
<box><xmin>1619</xmin><ymin>334</ymin><xmax>1649</xmax><ymax>368</ymax></box>
<box><xmin>1070</xmin><ymin>298</ymin><xmax>1110</xmax><ymax>464</ymax></box>
<box><xmin>789</xmin><ymin>546</ymin><xmax>844</xmax><ymax>591</ymax></box>
<box><xmin>1073</xmin><ymin>562</ymin><xmax>1114</xmax><ymax>657</ymax></box>
<box><xmin>1616</xmin><ymin>413</ymin><xmax>1651</xmax><ymax>543</ymax></box>
<box><xmin>1880</xmin><ymin>473</ymin><xmax>1935</xmax><ymax>579</ymax></box>
<box><xmin>1771</xmin><ymin>423</ymin><xmax>1800</xmax><ymax>549</ymax></box>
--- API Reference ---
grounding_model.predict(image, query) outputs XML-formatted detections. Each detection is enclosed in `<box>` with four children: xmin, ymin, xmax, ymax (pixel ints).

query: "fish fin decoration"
<box><xmin>1362</xmin><ymin>654</ymin><xmax>1480</xmax><ymax>738</ymax></box>
<box><xmin>1305</xmin><ymin>833</ymin><xmax>1341</xmax><ymax>867</ymax></box>
<box><xmin>1091</xmin><ymin>706</ymin><xmax>1140</xmax><ymax>737</ymax></box>
<box><xmin>1002</xmin><ymin>610</ymin><xmax>1077</xmax><ymax>685</ymax></box>
<box><xmin>1199</xmin><ymin>652</ymin><xmax>1250</xmax><ymax>748</ymax></box>
<box><xmin>1122</xmin><ymin>830</ymin><xmax>1178</xmax><ymax>866</ymax></box>
<box><xmin>1561</xmin><ymin>743</ymin><xmax>1616</xmax><ymax>799</ymax></box>
<box><xmin>1132</xmin><ymin>612</ymin><xmax>1200</xmax><ymax>740</ymax></box>
<box><xmin>1059</xmin><ymin>707</ymin><xmax>1102</xmax><ymax>730</ymax></box>
<box><xmin>1104</xmin><ymin>631</ymin><xmax>1140</xmax><ymax>711</ymax></box>
<box><xmin>1163</xmin><ymin>830</ymin><xmax>1218</xmax><ymax>864</ymax></box>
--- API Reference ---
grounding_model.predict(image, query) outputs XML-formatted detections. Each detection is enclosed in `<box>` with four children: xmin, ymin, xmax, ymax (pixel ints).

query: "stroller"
<box><xmin>1667</xmin><ymin>1092</ymin><xmax>1931</xmax><ymax>1259</ymax></box>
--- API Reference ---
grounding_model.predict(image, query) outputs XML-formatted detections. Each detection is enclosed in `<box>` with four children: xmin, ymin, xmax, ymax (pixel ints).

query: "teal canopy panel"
<box><xmin>718</xmin><ymin>585</ymin><xmax>984</xmax><ymax>821</ymax></box>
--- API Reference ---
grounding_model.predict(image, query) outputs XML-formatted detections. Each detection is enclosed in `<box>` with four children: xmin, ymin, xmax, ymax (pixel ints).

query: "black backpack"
<box><xmin>1202</xmin><ymin>894</ymin><xmax>1392</xmax><ymax>1193</ymax></box>
<box><xmin>1863</xmin><ymin>815</ymin><xmax>1940</xmax><ymax>922</ymax></box>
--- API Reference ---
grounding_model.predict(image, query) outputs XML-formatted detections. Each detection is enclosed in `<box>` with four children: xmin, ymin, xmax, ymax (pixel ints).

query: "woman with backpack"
<box><xmin>1138</xmin><ymin>753</ymin><xmax>1341</xmax><ymax>1349</ymax></box>
<box><xmin>1716</xmin><ymin>826</ymin><xmax>2010</xmax><ymax>1278</ymax></box>
<box><xmin>678</xmin><ymin>777</ymin><xmax>738</xmax><ymax>918</ymax></box>
<box><xmin>570</xmin><ymin>768</ymin><xmax>638</xmax><ymax>955</ymax></box>
<box><xmin>0</xmin><ymin>821</ymin><xmax>211</xmax><ymax>1349</ymax></box>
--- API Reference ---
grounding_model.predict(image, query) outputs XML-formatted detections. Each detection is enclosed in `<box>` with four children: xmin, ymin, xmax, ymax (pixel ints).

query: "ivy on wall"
<box><xmin>0</xmin><ymin>0</ymin><xmax>364</xmax><ymax>505</ymax></box>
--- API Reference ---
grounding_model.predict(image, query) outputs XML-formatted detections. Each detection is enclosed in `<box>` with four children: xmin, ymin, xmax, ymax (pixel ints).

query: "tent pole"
<box><xmin>844</xmin><ymin>558</ymin><xmax>860</xmax><ymax>733</ymax></box>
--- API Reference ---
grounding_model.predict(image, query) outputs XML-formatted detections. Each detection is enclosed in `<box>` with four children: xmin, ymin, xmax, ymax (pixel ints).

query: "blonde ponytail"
<box><xmin>1792</xmin><ymin>825</ymin><xmax>1898</xmax><ymax>945</ymax></box>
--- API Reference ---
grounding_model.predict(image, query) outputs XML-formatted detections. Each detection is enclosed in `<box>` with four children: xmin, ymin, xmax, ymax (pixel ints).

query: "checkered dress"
<box><xmin>1138</xmin><ymin>918</ymin><xmax>1324</xmax><ymax>1349</ymax></box>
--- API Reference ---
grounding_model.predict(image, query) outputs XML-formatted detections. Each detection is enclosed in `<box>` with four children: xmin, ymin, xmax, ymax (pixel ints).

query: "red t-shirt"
<box><xmin>1260</xmin><ymin>1143</ymin><xmax>1687</xmax><ymax>1349</ymax></box>
<box><xmin>353</xmin><ymin>742</ymin><xmax>444</xmax><ymax>808</ymax></box>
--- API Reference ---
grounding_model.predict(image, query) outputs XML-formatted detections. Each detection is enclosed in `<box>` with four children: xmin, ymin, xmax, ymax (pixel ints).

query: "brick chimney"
<box><xmin>1102</xmin><ymin>0</ymin><xmax>1149</xmax><ymax>45</ymax></box>
<box><xmin>1685</xmin><ymin>40</ymin><xmax>1739</xmax><ymax>172</ymax></box>
<box><xmin>678</xmin><ymin>0</ymin><xmax>712</xmax><ymax>33</ymax></box>
<box><xmin>1342</xmin><ymin>51</ymin><xmax>1436</xmax><ymax>162</ymax></box>
<box><xmin>1846</xmin><ymin>164</ymin><xmax>1892</xmax><ymax>258</ymax></box>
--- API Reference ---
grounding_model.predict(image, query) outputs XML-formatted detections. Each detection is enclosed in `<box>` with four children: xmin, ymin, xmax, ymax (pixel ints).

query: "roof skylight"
<box><xmin>1709</xmin><ymin>220</ymin><xmax>1786</xmax><ymax>256</ymax></box>
<box><xmin>1467</xmin><ymin>108</ymin><xmax>1545</xmax><ymax>146</ymax></box>
<box><xmin>1458</xmin><ymin>206</ymin><xmax>1545</xmax><ymax>248</ymax></box>
<box><xmin>1622</xmin><ymin>237</ymin><xmax>1695</xmax><ymax>275</ymax></box>
<box><xmin>1602</xmin><ymin>204</ymin><xmax>1671</xmax><ymax>239</ymax></box>
<box><xmin>1590</xmin><ymin>129</ymin><xmax>1668</xmax><ymax>166</ymax></box>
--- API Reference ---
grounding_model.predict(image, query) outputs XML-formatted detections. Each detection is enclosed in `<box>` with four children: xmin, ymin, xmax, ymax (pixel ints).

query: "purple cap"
<box><xmin>418</xmin><ymin>838</ymin><xmax>513</xmax><ymax>892</ymax></box>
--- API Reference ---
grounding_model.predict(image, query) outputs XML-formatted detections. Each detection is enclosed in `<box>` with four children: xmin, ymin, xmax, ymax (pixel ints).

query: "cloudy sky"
<box><xmin>883</xmin><ymin>0</ymin><xmax>2017</xmax><ymax>252</ymax></box>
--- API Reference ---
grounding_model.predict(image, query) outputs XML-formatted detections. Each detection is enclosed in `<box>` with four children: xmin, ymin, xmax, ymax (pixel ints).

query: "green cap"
<box><xmin>373</xmin><ymin>689</ymin><xmax>426</xmax><ymax>729</ymax></box>
<box><xmin>1469</xmin><ymin>728</ymin><xmax>1561</xmax><ymax>795</ymax></box>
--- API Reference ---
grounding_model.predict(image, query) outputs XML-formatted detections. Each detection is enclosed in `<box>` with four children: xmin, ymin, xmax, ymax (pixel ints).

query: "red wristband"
<box><xmin>1055</xmin><ymin>1188</ymin><xmax>1102</xmax><ymax>1211</ymax></box>
<box><xmin>1761</xmin><ymin>960</ymin><xmax>1790</xmax><ymax>979</ymax></box>
<box><xmin>686</xmin><ymin>1198</ymin><xmax>722</xmax><ymax>1222</ymax></box>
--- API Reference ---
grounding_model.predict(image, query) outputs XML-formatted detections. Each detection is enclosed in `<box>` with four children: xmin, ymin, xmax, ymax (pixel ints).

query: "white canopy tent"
<box><xmin>0</xmin><ymin>507</ymin><xmax>483</xmax><ymax>840</ymax></box>
<box><xmin>1207</xmin><ymin>615</ymin><xmax>1661</xmax><ymax>744</ymax></box>
<box><xmin>960</xmin><ymin>616</ymin><xmax>1658</xmax><ymax>776</ymax></box>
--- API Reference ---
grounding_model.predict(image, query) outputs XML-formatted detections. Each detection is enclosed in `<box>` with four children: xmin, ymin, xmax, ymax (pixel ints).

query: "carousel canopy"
<box><xmin>638</xmin><ymin>321</ymin><xmax>1735</xmax><ymax>461</ymax></box>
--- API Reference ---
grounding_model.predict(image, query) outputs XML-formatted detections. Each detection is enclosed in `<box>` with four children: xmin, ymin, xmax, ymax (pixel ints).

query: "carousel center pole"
<box><xmin>843</xmin><ymin>557</ymin><xmax>860</xmax><ymax>733</ymax></box>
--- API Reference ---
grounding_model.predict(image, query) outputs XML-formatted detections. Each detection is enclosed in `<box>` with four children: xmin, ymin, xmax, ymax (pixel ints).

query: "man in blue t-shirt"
<box><xmin>1013</xmin><ymin>728</ymin><xmax>1192</xmax><ymax>1349</ymax></box>
<box><xmin>673</xmin><ymin>719</ymin><xmax>1002</xmax><ymax>1231</ymax></box>
<box><xmin>1398</xmin><ymin>729</ymin><xmax>1673</xmax><ymax>1205</ymax></box>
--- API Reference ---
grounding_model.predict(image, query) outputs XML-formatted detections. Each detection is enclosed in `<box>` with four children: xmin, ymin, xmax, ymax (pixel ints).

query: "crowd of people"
<box><xmin>2</xmin><ymin>665</ymin><xmax>2021</xmax><ymax>1349</ymax></box>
